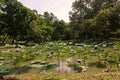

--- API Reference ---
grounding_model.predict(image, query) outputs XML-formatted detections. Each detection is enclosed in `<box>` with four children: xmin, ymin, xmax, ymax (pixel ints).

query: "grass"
<box><xmin>5</xmin><ymin>72</ymin><xmax>120</xmax><ymax>80</ymax></box>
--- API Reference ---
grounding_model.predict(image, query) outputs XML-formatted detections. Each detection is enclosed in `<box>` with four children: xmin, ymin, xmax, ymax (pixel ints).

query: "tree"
<box><xmin>109</xmin><ymin>2</ymin><xmax>120</xmax><ymax>32</ymax></box>
<box><xmin>90</xmin><ymin>0</ymin><xmax>118</xmax><ymax>17</ymax></box>
<box><xmin>0</xmin><ymin>10</ymin><xmax>5</xmax><ymax>35</ymax></box>
<box><xmin>69</xmin><ymin>0</ymin><xmax>93</xmax><ymax>39</ymax></box>
<box><xmin>95</xmin><ymin>9</ymin><xmax>111</xmax><ymax>39</ymax></box>
<box><xmin>69</xmin><ymin>0</ymin><xmax>91</xmax><ymax>25</ymax></box>
<box><xmin>52</xmin><ymin>20</ymin><xmax>66</xmax><ymax>40</ymax></box>
<box><xmin>1</xmin><ymin>0</ymin><xmax>58</xmax><ymax>43</ymax></box>
<box><xmin>69</xmin><ymin>0</ymin><xmax>120</xmax><ymax>40</ymax></box>
<box><xmin>43</xmin><ymin>12</ymin><xmax>67</xmax><ymax>40</ymax></box>
<box><xmin>43</xmin><ymin>12</ymin><xmax>58</xmax><ymax>27</ymax></box>
<box><xmin>0</xmin><ymin>3</ymin><xmax>5</xmax><ymax>36</ymax></box>
<box><xmin>94</xmin><ymin>2</ymin><xmax>120</xmax><ymax>39</ymax></box>
<box><xmin>80</xmin><ymin>19</ymin><xmax>96</xmax><ymax>40</ymax></box>
<box><xmin>1</xmin><ymin>0</ymin><xmax>38</xmax><ymax>43</ymax></box>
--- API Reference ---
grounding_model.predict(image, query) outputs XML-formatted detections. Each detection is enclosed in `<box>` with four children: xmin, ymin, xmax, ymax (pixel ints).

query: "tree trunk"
<box><xmin>2</xmin><ymin>34</ymin><xmax>8</xmax><ymax>43</ymax></box>
<box><xmin>0</xmin><ymin>76</ymin><xmax>4</xmax><ymax>80</ymax></box>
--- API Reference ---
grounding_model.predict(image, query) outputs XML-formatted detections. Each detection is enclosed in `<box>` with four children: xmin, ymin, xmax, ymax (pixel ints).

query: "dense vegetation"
<box><xmin>0</xmin><ymin>0</ymin><xmax>120</xmax><ymax>43</ymax></box>
<box><xmin>0</xmin><ymin>0</ymin><xmax>120</xmax><ymax>79</ymax></box>
<box><xmin>0</xmin><ymin>41</ymin><xmax>120</xmax><ymax>79</ymax></box>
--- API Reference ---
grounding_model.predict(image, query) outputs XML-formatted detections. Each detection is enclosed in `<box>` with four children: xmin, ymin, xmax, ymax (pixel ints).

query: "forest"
<box><xmin>0</xmin><ymin>0</ymin><xmax>119</xmax><ymax>43</ymax></box>
<box><xmin>0</xmin><ymin>0</ymin><xmax>120</xmax><ymax>80</ymax></box>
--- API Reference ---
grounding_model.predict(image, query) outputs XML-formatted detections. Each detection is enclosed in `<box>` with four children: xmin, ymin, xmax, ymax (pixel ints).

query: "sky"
<box><xmin>18</xmin><ymin>0</ymin><xmax>75</xmax><ymax>22</ymax></box>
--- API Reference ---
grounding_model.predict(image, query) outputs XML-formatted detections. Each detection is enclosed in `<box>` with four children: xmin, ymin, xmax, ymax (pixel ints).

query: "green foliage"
<box><xmin>0</xmin><ymin>0</ymin><xmax>120</xmax><ymax>43</ymax></box>
<box><xmin>0</xmin><ymin>0</ymin><xmax>55</xmax><ymax>43</ymax></box>
<box><xmin>43</xmin><ymin>12</ymin><xmax>67</xmax><ymax>40</ymax></box>
<box><xmin>7</xmin><ymin>52</ymin><xmax>23</xmax><ymax>70</ymax></box>
<box><xmin>0</xmin><ymin>0</ymin><xmax>37</xmax><ymax>42</ymax></box>
<box><xmin>114</xmin><ymin>42</ymin><xmax>120</xmax><ymax>50</ymax></box>
<box><xmin>69</xmin><ymin>0</ymin><xmax>120</xmax><ymax>40</ymax></box>
<box><xmin>0</xmin><ymin>0</ymin><xmax>4</xmax><ymax>3</ymax></box>
<box><xmin>109</xmin><ymin>2</ymin><xmax>120</xmax><ymax>31</ymax></box>
<box><xmin>0</xmin><ymin>67</ymin><xmax>10</xmax><ymax>76</ymax></box>
<box><xmin>7</xmin><ymin>51</ymin><xmax>32</xmax><ymax>71</ymax></box>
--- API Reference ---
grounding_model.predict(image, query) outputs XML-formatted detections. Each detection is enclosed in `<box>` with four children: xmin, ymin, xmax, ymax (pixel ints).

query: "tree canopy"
<box><xmin>69</xmin><ymin>0</ymin><xmax>120</xmax><ymax>40</ymax></box>
<box><xmin>0</xmin><ymin>0</ymin><xmax>120</xmax><ymax>43</ymax></box>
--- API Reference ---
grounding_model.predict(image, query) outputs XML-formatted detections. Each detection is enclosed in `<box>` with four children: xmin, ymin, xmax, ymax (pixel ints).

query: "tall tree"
<box><xmin>95</xmin><ymin>9</ymin><xmax>111</xmax><ymax>39</ymax></box>
<box><xmin>109</xmin><ymin>2</ymin><xmax>120</xmax><ymax>32</ymax></box>
<box><xmin>91</xmin><ymin>0</ymin><xmax>119</xmax><ymax>17</ymax></box>
<box><xmin>43</xmin><ymin>12</ymin><xmax>67</xmax><ymax>40</ymax></box>
<box><xmin>43</xmin><ymin>12</ymin><xmax>58</xmax><ymax>27</ymax></box>
<box><xmin>1</xmin><ymin>0</ymin><xmax>37</xmax><ymax>42</ymax></box>
<box><xmin>52</xmin><ymin>20</ymin><xmax>66</xmax><ymax>40</ymax></box>
<box><xmin>69</xmin><ymin>0</ymin><xmax>119</xmax><ymax>40</ymax></box>
<box><xmin>69</xmin><ymin>0</ymin><xmax>92</xmax><ymax>39</ymax></box>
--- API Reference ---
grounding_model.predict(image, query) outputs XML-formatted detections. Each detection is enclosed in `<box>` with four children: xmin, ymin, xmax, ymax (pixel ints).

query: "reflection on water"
<box><xmin>55</xmin><ymin>62</ymin><xmax>73</xmax><ymax>73</ymax></box>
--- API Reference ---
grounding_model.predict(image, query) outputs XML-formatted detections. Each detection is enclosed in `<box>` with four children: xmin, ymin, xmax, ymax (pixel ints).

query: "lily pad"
<box><xmin>30</xmin><ymin>60</ymin><xmax>42</xmax><ymax>64</ymax></box>
<box><xmin>1</xmin><ymin>50</ymin><xmax>10</xmax><ymax>53</ymax></box>
<box><xmin>31</xmin><ymin>60</ymin><xmax>47</xmax><ymax>65</ymax></box>
<box><xmin>0</xmin><ymin>57</ymin><xmax>5</xmax><ymax>60</ymax></box>
<box><xmin>0</xmin><ymin>67</ymin><xmax>10</xmax><ymax>76</ymax></box>
<box><xmin>46</xmin><ymin>63</ymin><xmax>56</xmax><ymax>68</ymax></box>
<box><xmin>75</xmin><ymin>66</ymin><xmax>88</xmax><ymax>73</ymax></box>
<box><xmin>29</xmin><ymin>64</ymin><xmax>44</xmax><ymax>68</ymax></box>
<box><xmin>0</xmin><ymin>60</ymin><xmax>5</xmax><ymax>65</ymax></box>
<box><xmin>77</xmin><ymin>59</ymin><xmax>84</xmax><ymax>63</ymax></box>
<box><xmin>40</xmin><ymin>61</ymin><xmax>47</xmax><ymax>65</ymax></box>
